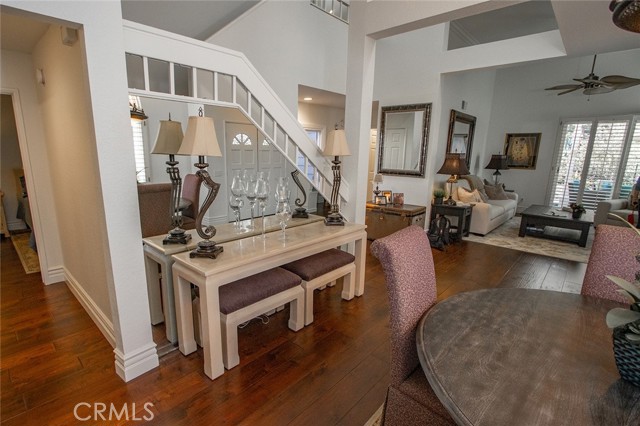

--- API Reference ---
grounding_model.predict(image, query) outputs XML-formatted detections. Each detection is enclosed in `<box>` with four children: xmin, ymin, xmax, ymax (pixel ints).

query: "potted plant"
<box><xmin>569</xmin><ymin>202</ymin><xmax>586</xmax><ymax>219</ymax></box>
<box><xmin>433</xmin><ymin>188</ymin><xmax>446</xmax><ymax>205</ymax></box>
<box><xmin>605</xmin><ymin>214</ymin><xmax>640</xmax><ymax>387</ymax></box>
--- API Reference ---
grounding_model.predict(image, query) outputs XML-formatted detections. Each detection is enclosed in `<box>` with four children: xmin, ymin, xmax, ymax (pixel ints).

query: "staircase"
<box><xmin>123</xmin><ymin>21</ymin><xmax>349</xmax><ymax>207</ymax></box>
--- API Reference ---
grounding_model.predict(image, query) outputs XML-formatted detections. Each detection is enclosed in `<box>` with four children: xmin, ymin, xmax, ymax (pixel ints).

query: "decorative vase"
<box><xmin>612</xmin><ymin>326</ymin><xmax>640</xmax><ymax>387</ymax></box>
<box><xmin>572</xmin><ymin>210</ymin><xmax>583</xmax><ymax>219</ymax></box>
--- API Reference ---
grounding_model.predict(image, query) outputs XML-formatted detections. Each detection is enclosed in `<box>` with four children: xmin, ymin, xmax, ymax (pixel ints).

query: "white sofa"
<box><xmin>453</xmin><ymin>175</ymin><xmax>518</xmax><ymax>235</ymax></box>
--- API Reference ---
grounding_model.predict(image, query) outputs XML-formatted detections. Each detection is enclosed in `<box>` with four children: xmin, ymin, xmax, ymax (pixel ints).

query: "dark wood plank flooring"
<box><xmin>0</xmin><ymin>235</ymin><xmax>584</xmax><ymax>425</ymax></box>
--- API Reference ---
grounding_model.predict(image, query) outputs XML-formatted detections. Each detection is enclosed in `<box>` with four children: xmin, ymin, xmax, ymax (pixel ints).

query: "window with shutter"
<box><xmin>131</xmin><ymin>119</ymin><xmax>147</xmax><ymax>183</ymax></box>
<box><xmin>549</xmin><ymin>115</ymin><xmax>640</xmax><ymax>210</ymax></box>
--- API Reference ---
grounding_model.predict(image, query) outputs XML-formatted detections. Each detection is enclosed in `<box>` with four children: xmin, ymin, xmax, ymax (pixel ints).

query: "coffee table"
<box><xmin>518</xmin><ymin>204</ymin><xmax>593</xmax><ymax>247</ymax></box>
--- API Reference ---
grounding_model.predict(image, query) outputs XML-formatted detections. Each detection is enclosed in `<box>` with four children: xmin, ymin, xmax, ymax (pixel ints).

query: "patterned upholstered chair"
<box><xmin>370</xmin><ymin>226</ymin><xmax>454</xmax><ymax>426</ymax></box>
<box><xmin>582</xmin><ymin>224</ymin><xmax>640</xmax><ymax>304</ymax></box>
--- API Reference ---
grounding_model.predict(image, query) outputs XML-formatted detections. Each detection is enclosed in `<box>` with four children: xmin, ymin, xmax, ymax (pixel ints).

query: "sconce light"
<box><xmin>323</xmin><ymin>126</ymin><xmax>351</xmax><ymax>226</ymax></box>
<box><xmin>437</xmin><ymin>153</ymin><xmax>470</xmax><ymax>205</ymax></box>
<box><xmin>177</xmin><ymin>108</ymin><xmax>224</xmax><ymax>259</ymax></box>
<box><xmin>484</xmin><ymin>154</ymin><xmax>509</xmax><ymax>186</ymax></box>
<box><xmin>151</xmin><ymin>114</ymin><xmax>189</xmax><ymax>244</ymax></box>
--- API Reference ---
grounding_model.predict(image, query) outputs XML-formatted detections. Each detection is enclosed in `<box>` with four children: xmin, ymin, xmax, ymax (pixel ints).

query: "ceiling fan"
<box><xmin>545</xmin><ymin>55</ymin><xmax>640</xmax><ymax>96</ymax></box>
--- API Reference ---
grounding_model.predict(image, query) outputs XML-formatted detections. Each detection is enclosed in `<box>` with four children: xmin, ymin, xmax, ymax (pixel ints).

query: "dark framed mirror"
<box><xmin>446</xmin><ymin>110</ymin><xmax>476</xmax><ymax>168</ymax></box>
<box><xmin>377</xmin><ymin>103</ymin><xmax>431</xmax><ymax>177</ymax></box>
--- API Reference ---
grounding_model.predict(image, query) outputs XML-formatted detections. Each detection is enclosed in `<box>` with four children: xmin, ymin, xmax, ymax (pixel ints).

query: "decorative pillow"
<box><xmin>457</xmin><ymin>187</ymin><xmax>483</xmax><ymax>203</ymax></box>
<box><xmin>462</xmin><ymin>176</ymin><xmax>489</xmax><ymax>202</ymax></box>
<box><xmin>484</xmin><ymin>183</ymin><xmax>510</xmax><ymax>200</ymax></box>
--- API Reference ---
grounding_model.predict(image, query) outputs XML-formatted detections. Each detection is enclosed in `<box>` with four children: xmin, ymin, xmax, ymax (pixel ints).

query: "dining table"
<box><xmin>417</xmin><ymin>288</ymin><xmax>640</xmax><ymax>425</ymax></box>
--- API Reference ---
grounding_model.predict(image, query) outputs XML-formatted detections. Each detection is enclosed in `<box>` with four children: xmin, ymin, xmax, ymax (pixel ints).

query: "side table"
<box><xmin>430</xmin><ymin>203</ymin><xmax>473</xmax><ymax>241</ymax></box>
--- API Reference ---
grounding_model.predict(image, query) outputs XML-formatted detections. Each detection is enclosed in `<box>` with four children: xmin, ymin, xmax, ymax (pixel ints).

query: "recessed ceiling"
<box><xmin>121</xmin><ymin>0</ymin><xmax>260</xmax><ymax>41</ymax></box>
<box><xmin>298</xmin><ymin>85</ymin><xmax>345</xmax><ymax>109</ymax></box>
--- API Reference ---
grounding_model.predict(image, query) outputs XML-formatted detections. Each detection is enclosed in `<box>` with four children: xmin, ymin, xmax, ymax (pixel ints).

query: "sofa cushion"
<box><xmin>484</xmin><ymin>183</ymin><xmax>510</xmax><ymax>200</ymax></box>
<box><xmin>462</xmin><ymin>176</ymin><xmax>489</xmax><ymax>201</ymax></box>
<box><xmin>457</xmin><ymin>187</ymin><xmax>483</xmax><ymax>203</ymax></box>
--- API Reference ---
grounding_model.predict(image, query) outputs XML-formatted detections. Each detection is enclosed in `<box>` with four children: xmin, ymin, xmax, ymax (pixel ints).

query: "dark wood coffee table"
<box><xmin>518</xmin><ymin>204</ymin><xmax>593</xmax><ymax>247</ymax></box>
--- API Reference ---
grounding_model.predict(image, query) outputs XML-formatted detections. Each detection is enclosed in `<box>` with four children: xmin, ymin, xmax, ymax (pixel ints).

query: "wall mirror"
<box><xmin>446</xmin><ymin>110</ymin><xmax>476</xmax><ymax>168</ymax></box>
<box><xmin>377</xmin><ymin>103</ymin><xmax>431</xmax><ymax>177</ymax></box>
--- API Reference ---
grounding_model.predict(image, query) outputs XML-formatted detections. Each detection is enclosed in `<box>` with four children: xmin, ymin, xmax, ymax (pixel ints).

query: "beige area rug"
<box><xmin>11</xmin><ymin>232</ymin><xmax>40</xmax><ymax>274</ymax></box>
<box><xmin>463</xmin><ymin>216</ymin><xmax>593</xmax><ymax>263</ymax></box>
<box><xmin>364</xmin><ymin>404</ymin><xmax>383</xmax><ymax>426</ymax></box>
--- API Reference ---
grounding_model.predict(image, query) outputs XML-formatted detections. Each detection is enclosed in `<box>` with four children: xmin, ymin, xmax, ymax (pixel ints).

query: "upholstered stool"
<box><xmin>219</xmin><ymin>267</ymin><xmax>304</xmax><ymax>369</ymax></box>
<box><xmin>281</xmin><ymin>248</ymin><xmax>356</xmax><ymax>326</ymax></box>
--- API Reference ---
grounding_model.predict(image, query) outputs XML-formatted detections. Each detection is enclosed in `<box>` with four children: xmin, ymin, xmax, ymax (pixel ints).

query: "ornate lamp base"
<box><xmin>189</xmin><ymin>239</ymin><xmax>224</xmax><ymax>259</ymax></box>
<box><xmin>163</xmin><ymin>227</ymin><xmax>192</xmax><ymax>245</ymax></box>
<box><xmin>324</xmin><ymin>212</ymin><xmax>345</xmax><ymax>226</ymax></box>
<box><xmin>444</xmin><ymin>197</ymin><xmax>457</xmax><ymax>206</ymax></box>
<box><xmin>293</xmin><ymin>207</ymin><xmax>309</xmax><ymax>218</ymax></box>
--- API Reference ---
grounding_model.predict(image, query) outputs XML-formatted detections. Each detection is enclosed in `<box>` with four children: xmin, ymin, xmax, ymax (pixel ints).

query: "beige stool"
<box><xmin>219</xmin><ymin>267</ymin><xmax>304</xmax><ymax>370</ymax></box>
<box><xmin>281</xmin><ymin>249</ymin><xmax>355</xmax><ymax>326</ymax></box>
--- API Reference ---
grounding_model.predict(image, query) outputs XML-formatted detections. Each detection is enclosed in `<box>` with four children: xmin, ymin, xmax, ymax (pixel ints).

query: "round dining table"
<box><xmin>417</xmin><ymin>288</ymin><xmax>640</xmax><ymax>425</ymax></box>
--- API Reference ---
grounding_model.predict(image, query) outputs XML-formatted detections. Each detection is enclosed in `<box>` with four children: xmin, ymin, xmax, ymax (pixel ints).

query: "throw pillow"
<box><xmin>457</xmin><ymin>187</ymin><xmax>483</xmax><ymax>203</ymax></box>
<box><xmin>484</xmin><ymin>183</ymin><xmax>510</xmax><ymax>200</ymax></box>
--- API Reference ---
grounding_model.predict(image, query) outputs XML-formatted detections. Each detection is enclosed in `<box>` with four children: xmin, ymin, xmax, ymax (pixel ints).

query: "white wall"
<box><xmin>1</xmin><ymin>49</ymin><xmax>64</xmax><ymax>283</ymax></box>
<box><xmin>209</xmin><ymin>0</ymin><xmax>349</xmax><ymax>113</ymax></box>
<box><xmin>485</xmin><ymin>49</ymin><xmax>640</xmax><ymax>208</ymax></box>
<box><xmin>4</xmin><ymin>0</ymin><xmax>158</xmax><ymax>381</ymax></box>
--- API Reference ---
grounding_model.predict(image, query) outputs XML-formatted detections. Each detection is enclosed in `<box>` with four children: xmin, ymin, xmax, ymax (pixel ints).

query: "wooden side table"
<box><xmin>430</xmin><ymin>203</ymin><xmax>473</xmax><ymax>240</ymax></box>
<box><xmin>365</xmin><ymin>203</ymin><xmax>426</xmax><ymax>240</ymax></box>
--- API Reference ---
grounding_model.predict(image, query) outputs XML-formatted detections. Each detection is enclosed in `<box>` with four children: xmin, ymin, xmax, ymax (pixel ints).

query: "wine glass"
<box><xmin>275</xmin><ymin>198</ymin><xmax>292</xmax><ymax>240</ymax></box>
<box><xmin>230</xmin><ymin>170</ymin><xmax>246</xmax><ymax>231</ymax></box>
<box><xmin>244</xmin><ymin>172</ymin><xmax>258</xmax><ymax>230</ymax></box>
<box><xmin>274</xmin><ymin>176</ymin><xmax>290</xmax><ymax>203</ymax></box>
<box><xmin>255</xmin><ymin>172</ymin><xmax>270</xmax><ymax>237</ymax></box>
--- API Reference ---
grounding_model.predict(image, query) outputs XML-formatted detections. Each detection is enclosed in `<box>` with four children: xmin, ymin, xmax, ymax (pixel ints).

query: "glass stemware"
<box><xmin>274</xmin><ymin>176</ymin><xmax>290</xmax><ymax>203</ymax></box>
<box><xmin>243</xmin><ymin>172</ymin><xmax>258</xmax><ymax>230</ymax></box>
<box><xmin>255</xmin><ymin>172</ymin><xmax>270</xmax><ymax>237</ymax></box>
<box><xmin>275</xmin><ymin>198</ymin><xmax>292</xmax><ymax>240</ymax></box>
<box><xmin>230</xmin><ymin>170</ymin><xmax>246</xmax><ymax>231</ymax></box>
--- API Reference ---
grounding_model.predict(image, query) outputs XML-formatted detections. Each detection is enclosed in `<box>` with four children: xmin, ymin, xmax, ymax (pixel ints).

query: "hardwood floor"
<box><xmin>0</xmin><ymin>235</ymin><xmax>584</xmax><ymax>425</ymax></box>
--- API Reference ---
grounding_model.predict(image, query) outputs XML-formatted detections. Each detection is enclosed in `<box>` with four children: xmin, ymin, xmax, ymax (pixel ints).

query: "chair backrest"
<box><xmin>137</xmin><ymin>182</ymin><xmax>172</xmax><ymax>238</ymax></box>
<box><xmin>181</xmin><ymin>173</ymin><xmax>202</xmax><ymax>220</ymax></box>
<box><xmin>582</xmin><ymin>224</ymin><xmax>640</xmax><ymax>304</ymax></box>
<box><xmin>370</xmin><ymin>225</ymin><xmax>438</xmax><ymax>386</ymax></box>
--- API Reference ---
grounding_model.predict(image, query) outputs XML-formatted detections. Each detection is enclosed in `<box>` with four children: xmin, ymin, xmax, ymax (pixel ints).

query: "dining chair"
<box><xmin>582</xmin><ymin>224</ymin><xmax>640</xmax><ymax>304</ymax></box>
<box><xmin>370</xmin><ymin>225</ymin><xmax>454</xmax><ymax>426</ymax></box>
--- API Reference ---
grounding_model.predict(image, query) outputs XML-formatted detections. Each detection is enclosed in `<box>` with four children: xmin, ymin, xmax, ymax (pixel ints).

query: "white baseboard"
<box><xmin>64</xmin><ymin>268</ymin><xmax>116</xmax><ymax>348</ymax></box>
<box><xmin>44</xmin><ymin>265</ymin><xmax>65</xmax><ymax>285</ymax></box>
<box><xmin>114</xmin><ymin>343</ymin><xmax>159</xmax><ymax>382</ymax></box>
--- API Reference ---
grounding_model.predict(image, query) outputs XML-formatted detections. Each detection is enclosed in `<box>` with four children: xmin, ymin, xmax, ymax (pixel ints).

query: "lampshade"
<box><xmin>437</xmin><ymin>153</ymin><xmax>470</xmax><ymax>176</ymax></box>
<box><xmin>610</xmin><ymin>0</ymin><xmax>640</xmax><ymax>33</ymax></box>
<box><xmin>374</xmin><ymin>173</ymin><xmax>383</xmax><ymax>183</ymax></box>
<box><xmin>177</xmin><ymin>116</ymin><xmax>222</xmax><ymax>157</ymax></box>
<box><xmin>151</xmin><ymin>119</ymin><xmax>184</xmax><ymax>155</ymax></box>
<box><xmin>324</xmin><ymin>129</ymin><xmax>351</xmax><ymax>156</ymax></box>
<box><xmin>485</xmin><ymin>154</ymin><xmax>509</xmax><ymax>171</ymax></box>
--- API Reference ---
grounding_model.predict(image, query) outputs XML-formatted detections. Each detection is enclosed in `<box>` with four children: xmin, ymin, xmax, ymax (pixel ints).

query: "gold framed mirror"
<box><xmin>446</xmin><ymin>110</ymin><xmax>476</xmax><ymax>169</ymax></box>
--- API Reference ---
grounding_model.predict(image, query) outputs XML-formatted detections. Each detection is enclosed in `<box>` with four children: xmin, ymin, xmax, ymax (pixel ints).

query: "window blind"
<box><xmin>131</xmin><ymin>120</ymin><xmax>147</xmax><ymax>183</ymax></box>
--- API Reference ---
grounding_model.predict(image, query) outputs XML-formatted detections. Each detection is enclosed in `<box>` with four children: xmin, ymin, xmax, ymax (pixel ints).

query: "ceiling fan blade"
<box><xmin>557</xmin><ymin>87</ymin><xmax>581</xmax><ymax>95</ymax></box>
<box><xmin>545</xmin><ymin>84</ymin><xmax>582</xmax><ymax>91</ymax></box>
<box><xmin>600</xmin><ymin>75</ymin><xmax>640</xmax><ymax>84</ymax></box>
<box><xmin>573</xmin><ymin>77</ymin><xmax>607</xmax><ymax>86</ymax></box>
<box><xmin>584</xmin><ymin>86</ymin><xmax>616</xmax><ymax>95</ymax></box>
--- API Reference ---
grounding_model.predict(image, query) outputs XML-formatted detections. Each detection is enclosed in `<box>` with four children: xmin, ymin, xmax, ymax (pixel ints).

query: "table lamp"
<box><xmin>373</xmin><ymin>173</ymin><xmax>383</xmax><ymax>197</ymax></box>
<box><xmin>437</xmin><ymin>153</ymin><xmax>470</xmax><ymax>205</ymax></box>
<box><xmin>177</xmin><ymin>108</ymin><xmax>224</xmax><ymax>259</ymax></box>
<box><xmin>485</xmin><ymin>154</ymin><xmax>509</xmax><ymax>186</ymax></box>
<box><xmin>151</xmin><ymin>115</ymin><xmax>190</xmax><ymax>245</ymax></box>
<box><xmin>323</xmin><ymin>127</ymin><xmax>351</xmax><ymax>226</ymax></box>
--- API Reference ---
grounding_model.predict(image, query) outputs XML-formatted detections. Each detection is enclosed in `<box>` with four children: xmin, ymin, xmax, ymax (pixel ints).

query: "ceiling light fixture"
<box><xmin>610</xmin><ymin>0</ymin><xmax>640</xmax><ymax>33</ymax></box>
<box><xmin>303</xmin><ymin>97</ymin><xmax>313</xmax><ymax>101</ymax></box>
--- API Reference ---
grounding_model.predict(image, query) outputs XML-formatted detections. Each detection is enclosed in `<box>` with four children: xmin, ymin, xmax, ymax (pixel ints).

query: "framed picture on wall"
<box><xmin>504</xmin><ymin>133</ymin><xmax>541</xmax><ymax>169</ymax></box>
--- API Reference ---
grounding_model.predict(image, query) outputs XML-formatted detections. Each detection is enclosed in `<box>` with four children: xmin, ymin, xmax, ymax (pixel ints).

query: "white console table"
<box><xmin>171</xmin><ymin>221</ymin><xmax>367</xmax><ymax>380</ymax></box>
<box><xmin>142</xmin><ymin>215</ymin><xmax>323</xmax><ymax>343</ymax></box>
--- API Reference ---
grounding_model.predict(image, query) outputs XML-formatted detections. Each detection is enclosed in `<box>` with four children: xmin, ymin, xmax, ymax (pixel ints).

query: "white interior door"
<box><xmin>226</xmin><ymin>123</ymin><xmax>258</xmax><ymax>221</ymax></box>
<box><xmin>384</xmin><ymin>128</ymin><xmax>407</xmax><ymax>170</ymax></box>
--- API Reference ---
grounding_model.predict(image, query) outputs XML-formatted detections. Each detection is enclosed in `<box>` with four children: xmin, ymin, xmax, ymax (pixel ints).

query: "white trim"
<box><xmin>114</xmin><ymin>343</ymin><xmax>159</xmax><ymax>382</ymax></box>
<box><xmin>47</xmin><ymin>265</ymin><xmax>65</xmax><ymax>284</ymax></box>
<box><xmin>64</xmin><ymin>268</ymin><xmax>116</xmax><ymax>347</ymax></box>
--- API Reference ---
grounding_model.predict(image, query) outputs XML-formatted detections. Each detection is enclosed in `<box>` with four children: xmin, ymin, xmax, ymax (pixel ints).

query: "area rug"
<box><xmin>11</xmin><ymin>232</ymin><xmax>40</xmax><ymax>274</ymax></box>
<box><xmin>463</xmin><ymin>216</ymin><xmax>593</xmax><ymax>263</ymax></box>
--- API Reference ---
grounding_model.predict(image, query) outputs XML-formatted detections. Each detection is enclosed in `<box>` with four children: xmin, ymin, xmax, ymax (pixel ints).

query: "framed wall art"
<box><xmin>504</xmin><ymin>133</ymin><xmax>541</xmax><ymax>169</ymax></box>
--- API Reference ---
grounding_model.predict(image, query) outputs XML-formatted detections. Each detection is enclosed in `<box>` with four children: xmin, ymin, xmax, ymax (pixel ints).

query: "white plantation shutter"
<box><xmin>549</xmin><ymin>116</ymin><xmax>639</xmax><ymax>210</ymax></box>
<box><xmin>132</xmin><ymin>120</ymin><xmax>147</xmax><ymax>182</ymax></box>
